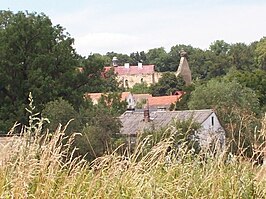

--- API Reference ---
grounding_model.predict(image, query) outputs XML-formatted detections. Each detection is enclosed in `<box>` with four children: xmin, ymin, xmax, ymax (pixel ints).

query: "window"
<box><xmin>140</xmin><ymin>78</ymin><xmax>144</xmax><ymax>83</ymax></box>
<box><xmin>125</xmin><ymin>79</ymin><xmax>129</xmax><ymax>88</ymax></box>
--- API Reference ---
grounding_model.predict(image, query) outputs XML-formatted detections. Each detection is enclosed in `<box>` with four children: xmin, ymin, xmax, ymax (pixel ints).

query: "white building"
<box><xmin>119</xmin><ymin>109</ymin><xmax>225</xmax><ymax>149</ymax></box>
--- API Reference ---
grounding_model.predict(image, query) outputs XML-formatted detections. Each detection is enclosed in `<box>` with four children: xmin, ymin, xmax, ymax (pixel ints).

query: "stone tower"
<box><xmin>176</xmin><ymin>49</ymin><xmax>192</xmax><ymax>86</ymax></box>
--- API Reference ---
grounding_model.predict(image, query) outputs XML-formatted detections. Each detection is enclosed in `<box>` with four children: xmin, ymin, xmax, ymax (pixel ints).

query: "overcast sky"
<box><xmin>1</xmin><ymin>0</ymin><xmax>266</xmax><ymax>56</ymax></box>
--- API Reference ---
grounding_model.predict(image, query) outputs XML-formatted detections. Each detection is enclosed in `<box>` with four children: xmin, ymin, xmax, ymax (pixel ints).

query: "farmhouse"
<box><xmin>119</xmin><ymin>109</ymin><xmax>225</xmax><ymax>149</ymax></box>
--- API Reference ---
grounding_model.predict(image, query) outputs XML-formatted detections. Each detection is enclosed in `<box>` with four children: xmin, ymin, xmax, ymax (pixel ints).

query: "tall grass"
<box><xmin>1</xmin><ymin>109</ymin><xmax>266</xmax><ymax>198</ymax></box>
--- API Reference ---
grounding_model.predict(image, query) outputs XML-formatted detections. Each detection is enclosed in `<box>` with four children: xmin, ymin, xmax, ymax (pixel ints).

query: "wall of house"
<box><xmin>125</xmin><ymin>93</ymin><xmax>136</xmax><ymax>109</ymax></box>
<box><xmin>117</xmin><ymin>72</ymin><xmax>162</xmax><ymax>88</ymax></box>
<box><xmin>197</xmin><ymin>112</ymin><xmax>226</xmax><ymax>150</ymax></box>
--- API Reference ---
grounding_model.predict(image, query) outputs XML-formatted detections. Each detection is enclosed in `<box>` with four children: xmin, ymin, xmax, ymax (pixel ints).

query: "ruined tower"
<box><xmin>176</xmin><ymin>49</ymin><xmax>192</xmax><ymax>86</ymax></box>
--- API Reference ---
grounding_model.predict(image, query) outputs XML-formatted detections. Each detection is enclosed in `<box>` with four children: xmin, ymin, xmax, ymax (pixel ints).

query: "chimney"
<box><xmin>138</xmin><ymin>62</ymin><xmax>143</xmax><ymax>69</ymax></box>
<box><xmin>124</xmin><ymin>63</ymin><xmax>130</xmax><ymax>68</ymax></box>
<box><xmin>143</xmin><ymin>108</ymin><xmax>150</xmax><ymax>122</ymax></box>
<box><xmin>112</xmin><ymin>57</ymin><xmax>118</xmax><ymax>66</ymax></box>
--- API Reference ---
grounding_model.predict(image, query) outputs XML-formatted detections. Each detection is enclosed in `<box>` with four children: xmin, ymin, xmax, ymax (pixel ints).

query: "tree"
<box><xmin>255</xmin><ymin>37</ymin><xmax>266</xmax><ymax>70</ymax></box>
<box><xmin>225</xmin><ymin>69</ymin><xmax>266</xmax><ymax>112</ymax></box>
<box><xmin>150</xmin><ymin>72</ymin><xmax>185</xmax><ymax>96</ymax></box>
<box><xmin>209</xmin><ymin>40</ymin><xmax>230</xmax><ymax>56</ymax></box>
<box><xmin>130</xmin><ymin>82</ymin><xmax>150</xmax><ymax>94</ymax></box>
<box><xmin>0</xmin><ymin>11</ymin><xmax>100</xmax><ymax>132</ymax></box>
<box><xmin>188</xmin><ymin>78</ymin><xmax>260</xmax><ymax>156</ymax></box>
<box><xmin>101</xmin><ymin>67</ymin><xmax>123</xmax><ymax>92</ymax></box>
<box><xmin>75</xmin><ymin>104</ymin><xmax>123</xmax><ymax>161</ymax></box>
<box><xmin>105</xmin><ymin>52</ymin><xmax>132</xmax><ymax>65</ymax></box>
<box><xmin>96</xmin><ymin>92</ymin><xmax>127</xmax><ymax>116</ymax></box>
<box><xmin>129</xmin><ymin>51</ymin><xmax>148</xmax><ymax>65</ymax></box>
<box><xmin>42</xmin><ymin>98</ymin><xmax>80</xmax><ymax>134</ymax></box>
<box><xmin>228</xmin><ymin>43</ymin><xmax>256</xmax><ymax>71</ymax></box>
<box><xmin>175</xmin><ymin>84</ymin><xmax>195</xmax><ymax>110</ymax></box>
<box><xmin>146</xmin><ymin>47</ymin><xmax>171</xmax><ymax>72</ymax></box>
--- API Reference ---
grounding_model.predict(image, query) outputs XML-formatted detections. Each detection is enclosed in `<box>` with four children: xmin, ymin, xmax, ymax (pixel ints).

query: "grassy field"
<box><xmin>0</xmin><ymin>115</ymin><xmax>266</xmax><ymax>198</ymax></box>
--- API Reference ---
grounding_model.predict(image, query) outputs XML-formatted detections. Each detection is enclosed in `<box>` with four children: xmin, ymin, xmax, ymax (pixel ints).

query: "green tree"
<box><xmin>0</xmin><ymin>11</ymin><xmax>88</xmax><ymax>132</ymax></box>
<box><xmin>105</xmin><ymin>52</ymin><xmax>132</xmax><ymax>65</ymax></box>
<box><xmin>188</xmin><ymin>78</ymin><xmax>260</xmax><ymax>156</ymax></box>
<box><xmin>75</xmin><ymin>106</ymin><xmax>122</xmax><ymax>160</ymax></box>
<box><xmin>42</xmin><ymin>98</ymin><xmax>80</xmax><ymax>134</ymax></box>
<box><xmin>225</xmin><ymin>69</ymin><xmax>266</xmax><ymax>112</ymax></box>
<box><xmin>130</xmin><ymin>82</ymin><xmax>150</xmax><ymax>94</ymax></box>
<box><xmin>175</xmin><ymin>84</ymin><xmax>195</xmax><ymax>110</ymax></box>
<box><xmin>150</xmin><ymin>72</ymin><xmax>185</xmax><ymax>96</ymax></box>
<box><xmin>255</xmin><ymin>37</ymin><xmax>266</xmax><ymax>70</ymax></box>
<box><xmin>228</xmin><ymin>43</ymin><xmax>256</xmax><ymax>71</ymax></box>
<box><xmin>0</xmin><ymin>11</ymin><xmax>110</xmax><ymax>132</ymax></box>
<box><xmin>209</xmin><ymin>40</ymin><xmax>230</xmax><ymax>56</ymax></box>
<box><xmin>96</xmin><ymin>92</ymin><xmax>127</xmax><ymax>116</ymax></box>
<box><xmin>129</xmin><ymin>51</ymin><xmax>148</xmax><ymax>65</ymax></box>
<box><xmin>146</xmin><ymin>47</ymin><xmax>170</xmax><ymax>72</ymax></box>
<box><xmin>101</xmin><ymin>67</ymin><xmax>123</xmax><ymax>92</ymax></box>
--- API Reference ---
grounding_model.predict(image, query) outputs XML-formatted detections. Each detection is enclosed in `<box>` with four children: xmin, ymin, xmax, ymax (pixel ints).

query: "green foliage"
<box><xmin>150</xmin><ymin>72</ymin><xmax>185</xmax><ymax>96</ymax></box>
<box><xmin>75</xmin><ymin>108</ymin><xmax>122</xmax><ymax>160</ymax></box>
<box><xmin>78</xmin><ymin>53</ymin><xmax>118</xmax><ymax>93</ymax></box>
<box><xmin>101</xmin><ymin>67</ymin><xmax>123</xmax><ymax>92</ymax></box>
<box><xmin>175</xmin><ymin>84</ymin><xmax>195</xmax><ymax>110</ymax></box>
<box><xmin>42</xmin><ymin>96</ymin><xmax>124</xmax><ymax>161</ymax></box>
<box><xmin>42</xmin><ymin>98</ymin><xmax>80</xmax><ymax>134</ymax></box>
<box><xmin>130</xmin><ymin>82</ymin><xmax>150</xmax><ymax>94</ymax></box>
<box><xmin>225</xmin><ymin>69</ymin><xmax>266</xmax><ymax>111</ymax></box>
<box><xmin>255</xmin><ymin>37</ymin><xmax>266</xmax><ymax>70</ymax></box>
<box><xmin>209</xmin><ymin>40</ymin><xmax>230</xmax><ymax>56</ymax></box>
<box><xmin>0</xmin><ymin>11</ymin><xmax>82</xmax><ymax>131</ymax></box>
<box><xmin>129</xmin><ymin>51</ymin><xmax>147</xmax><ymax>65</ymax></box>
<box><xmin>139</xmin><ymin>117</ymin><xmax>201</xmax><ymax>154</ymax></box>
<box><xmin>188</xmin><ymin>78</ymin><xmax>260</xmax><ymax>156</ymax></box>
<box><xmin>1</xmin><ymin>108</ymin><xmax>266</xmax><ymax>198</ymax></box>
<box><xmin>228</xmin><ymin>42</ymin><xmax>257</xmax><ymax>70</ymax></box>
<box><xmin>106</xmin><ymin>52</ymin><xmax>132</xmax><ymax>65</ymax></box>
<box><xmin>96</xmin><ymin>92</ymin><xmax>127</xmax><ymax>116</ymax></box>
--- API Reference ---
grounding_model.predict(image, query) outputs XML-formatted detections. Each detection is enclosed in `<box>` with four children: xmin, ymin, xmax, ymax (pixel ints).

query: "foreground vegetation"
<box><xmin>0</xmin><ymin>113</ymin><xmax>266</xmax><ymax>198</ymax></box>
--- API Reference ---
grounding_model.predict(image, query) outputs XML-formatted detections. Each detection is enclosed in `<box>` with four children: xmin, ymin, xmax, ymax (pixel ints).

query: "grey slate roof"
<box><xmin>119</xmin><ymin>109</ymin><xmax>213</xmax><ymax>135</ymax></box>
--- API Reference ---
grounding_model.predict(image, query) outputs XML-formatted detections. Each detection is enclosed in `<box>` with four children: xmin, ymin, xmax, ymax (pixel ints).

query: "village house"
<box><xmin>119</xmin><ymin>109</ymin><xmax>225</xmax><ymax>149</ymax></box>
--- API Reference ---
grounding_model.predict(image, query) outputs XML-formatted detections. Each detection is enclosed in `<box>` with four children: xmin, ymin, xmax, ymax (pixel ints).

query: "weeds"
<box><xmin>0</xmin><ymin>97</ymin><xmax>266</xmax><ymax>198</ymax></box>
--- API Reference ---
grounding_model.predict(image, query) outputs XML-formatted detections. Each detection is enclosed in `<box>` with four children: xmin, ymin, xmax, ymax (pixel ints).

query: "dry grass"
<box><xmin>0</xmin><ymin>112</ymin><xmax>266</xmax><ymax>198</ymax></box>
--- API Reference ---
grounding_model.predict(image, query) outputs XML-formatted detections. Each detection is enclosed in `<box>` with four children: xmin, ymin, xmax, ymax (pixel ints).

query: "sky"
<box><xmin>1</xmin><ymin>0</ymin><xmax>266</xmax><ymax>56</ymax></box>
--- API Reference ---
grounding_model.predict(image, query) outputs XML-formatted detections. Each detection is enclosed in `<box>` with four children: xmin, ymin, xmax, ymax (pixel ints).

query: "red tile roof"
<box><xmin>85</xmin><ymin>92</ymin><xmax>130</xmax><ymax>102</ymax></box>
<box><xmin>104</xmin><ymin>65</ymin><xmax>155</xmax><ymax>76</ymax></box>
<box><xmin>147</xmin><ymin>95</ymin><xmax>182</xmax><ymax>107</ymax></box>
<box><xmin>133</xmin><ymin>94</ymin><xmax>152</xmax><ymax>102</ymax></box>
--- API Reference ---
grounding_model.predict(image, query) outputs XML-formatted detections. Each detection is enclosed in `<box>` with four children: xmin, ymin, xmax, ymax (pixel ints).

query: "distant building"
<box><xmin>147</xmin><ymin>91</ymin><xmax>184</xmax><ymax>110</ymax></box>
<box><xmin>119</xmin><ymin>109</ymin><xmax>225</xmax><ymax>149</ymax></box>
<box><xmin>85</xmin><ymin>91</ymin><xmax>185</xmax><ymax>110</ymax></box>
<box><xmin>104</xmin><ymin>62</ymin><xmax>162</xmax><ymax>88</ymax></box>
<box><xmin>85</xmin><ymin>92</ymin><xmax>135</xmax><ymax>110</ymax></box>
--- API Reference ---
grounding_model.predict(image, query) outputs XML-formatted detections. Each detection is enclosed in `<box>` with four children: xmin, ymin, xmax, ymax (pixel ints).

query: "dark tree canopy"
<box><xmin>0</xmin><ymin>11</ymin><xmax>85</xmax><ymax>131</ymax></box>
